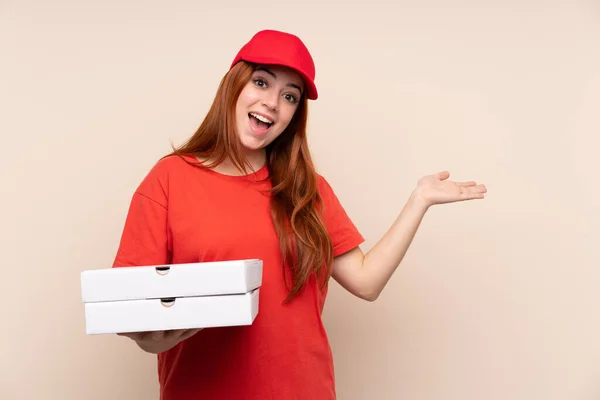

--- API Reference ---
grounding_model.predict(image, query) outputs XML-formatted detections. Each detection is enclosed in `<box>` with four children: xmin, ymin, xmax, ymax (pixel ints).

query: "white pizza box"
<box><xmin>84</xmin><ymin>288</ymin><xmax>260</xmax><ymax>334</ymax></box>
<box><xmin>81</xmin><ymin>259</ymin><xmax>262</xmax><ymax>303</ymax></box>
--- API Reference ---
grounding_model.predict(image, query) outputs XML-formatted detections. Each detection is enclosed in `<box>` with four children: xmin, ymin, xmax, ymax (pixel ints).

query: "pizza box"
<box><xmin>83</xmin><ymin>288</ymin><xmax>260</xmax><ymax>335</ymax></box>
<box><xmin>81</xmin><ymin>259</ymin><xmax>262</xmax><ymax>303</ymax></box>
<box><xmin>80</xmin><ymin>259</ymin><xmax>262</xmax><ymax>335</ymax></box>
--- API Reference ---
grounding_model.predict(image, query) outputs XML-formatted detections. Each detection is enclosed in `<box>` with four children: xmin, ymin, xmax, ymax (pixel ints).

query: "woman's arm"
<box><xmin>332</xmin><ymin>171</ymin><xmax>487</xmax><ymax>301</ymax></box>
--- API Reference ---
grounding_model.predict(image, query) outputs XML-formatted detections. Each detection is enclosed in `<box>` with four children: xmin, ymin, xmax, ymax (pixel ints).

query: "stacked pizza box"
<box><xmin>81</xmin><ymin>259</ymin><xmax>262</xmax><ymax>334</ymax></box>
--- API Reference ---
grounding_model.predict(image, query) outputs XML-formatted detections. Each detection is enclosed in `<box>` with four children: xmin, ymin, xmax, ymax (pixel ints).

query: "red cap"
<box><xmin>230</xmin><ymin>30</ymin><xmax>318</xmax><ymax>100</ymax></box>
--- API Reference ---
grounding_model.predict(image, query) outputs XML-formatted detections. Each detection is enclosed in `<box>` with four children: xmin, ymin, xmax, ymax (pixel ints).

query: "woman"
<box><xmin>113</xmin><ymin>29</ymin><xmax>487</xmax><ymax>400</ymax></box>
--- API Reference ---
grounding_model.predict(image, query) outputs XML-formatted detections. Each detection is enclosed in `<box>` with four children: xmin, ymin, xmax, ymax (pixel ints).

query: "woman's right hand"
<box><xmin>117</xmin><ymin>328</ymin><xmax>203</xmax><ymax>354</ymax></box>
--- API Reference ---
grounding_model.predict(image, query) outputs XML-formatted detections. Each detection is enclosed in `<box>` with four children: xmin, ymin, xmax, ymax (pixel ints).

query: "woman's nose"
<box><xmin>261</xmin><ymin>92</ymin><xmax>278</xmax><ymax>111</ymax></box>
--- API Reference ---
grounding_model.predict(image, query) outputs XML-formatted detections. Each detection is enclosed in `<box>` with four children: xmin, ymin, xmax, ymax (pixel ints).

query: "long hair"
<box><xmin>167</xmin><ymin>61</ymin><xmax>334</xmax><ymax>302</ymax></box>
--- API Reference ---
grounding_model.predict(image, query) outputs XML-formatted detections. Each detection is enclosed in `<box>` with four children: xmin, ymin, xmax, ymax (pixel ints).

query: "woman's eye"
<box><xmin>253</xmin><ymin>79</ymin><xmax>267</xmax><ymax>88</ymax></box>
<box><xmin>284</xmin><ymin>94</ymin><xmax>298</xmax><ymax>103</ymax></box>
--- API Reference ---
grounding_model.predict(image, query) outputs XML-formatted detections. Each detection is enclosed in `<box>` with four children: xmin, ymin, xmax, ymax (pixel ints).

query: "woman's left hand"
<box><xmin>413</xmin><ymin>171</ymin><xmax>487</xmax><ymax>207</ymax></box>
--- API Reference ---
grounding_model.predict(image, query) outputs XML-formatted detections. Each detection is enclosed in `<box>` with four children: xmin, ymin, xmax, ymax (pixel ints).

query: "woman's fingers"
<box><xmin>118</xmin><ymin>328</ymin><xmax>204</xmax><ymax>343</ymax></box>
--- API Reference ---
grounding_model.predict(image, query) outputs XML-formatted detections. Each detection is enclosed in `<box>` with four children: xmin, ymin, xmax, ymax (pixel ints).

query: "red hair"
<box><xmin>167</xmin><ymin>61</ymin><xmax>334</xmax><ymax>302</ymax></box>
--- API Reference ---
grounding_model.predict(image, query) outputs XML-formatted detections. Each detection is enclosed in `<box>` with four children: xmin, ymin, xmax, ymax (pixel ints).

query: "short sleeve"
<box><xmin>112</xmin><ymin>162</ymin><xmax>172</xmax><ymax>268</ymax></box>
<box><xmin>317</xmin><ymin>175</ymin><xmax>365</xmax><ymax>257</ymax></box>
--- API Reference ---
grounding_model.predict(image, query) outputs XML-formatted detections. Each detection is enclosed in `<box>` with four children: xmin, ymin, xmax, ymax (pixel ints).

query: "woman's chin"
<box><xmin>238</xmin><ymin>134</ymin><xmax>268</xmax><ymax>154</ymax></box>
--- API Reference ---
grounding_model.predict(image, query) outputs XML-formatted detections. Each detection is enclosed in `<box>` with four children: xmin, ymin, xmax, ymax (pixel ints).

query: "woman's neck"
<box><xmin>196</xmin><ymin>149</ymin><xmax>266</xmax><ymax>177</ymax></box>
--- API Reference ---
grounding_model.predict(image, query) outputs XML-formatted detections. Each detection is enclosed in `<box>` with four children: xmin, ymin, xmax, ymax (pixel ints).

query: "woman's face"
<box><xmin>235</xmin><ymin>65</ymin><xmax>304</xmax><ymax>156</ymax></box>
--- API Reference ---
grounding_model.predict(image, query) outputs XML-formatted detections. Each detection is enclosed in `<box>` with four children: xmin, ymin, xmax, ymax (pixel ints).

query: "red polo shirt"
<box><xmin>112</xmin><ymin>155</ymin><xmax>364</xmax><ymax>399</ymax></box>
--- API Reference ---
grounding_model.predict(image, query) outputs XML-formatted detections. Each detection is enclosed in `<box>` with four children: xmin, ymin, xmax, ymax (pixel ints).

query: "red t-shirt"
<box><xmin>112</xmin><ymin>154</ymin><xmax>364</xmax><ymax>400</ymax></box>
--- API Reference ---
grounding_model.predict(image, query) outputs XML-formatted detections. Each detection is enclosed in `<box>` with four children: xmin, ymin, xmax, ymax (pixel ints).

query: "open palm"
<box><xmin>416</xmin><ymin>171</ymin><xmax>487</xmax><ymax>206</ymax></box>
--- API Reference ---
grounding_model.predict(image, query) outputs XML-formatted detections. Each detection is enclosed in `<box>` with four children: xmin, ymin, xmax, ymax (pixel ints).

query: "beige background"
<box><xmin>2</xmin><ymin>0</ymin><xmax>599</xmax><ymax>399</ymax></box>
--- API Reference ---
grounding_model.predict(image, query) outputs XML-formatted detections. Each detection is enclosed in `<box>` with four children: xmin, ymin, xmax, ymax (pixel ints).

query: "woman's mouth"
<box><xmin>249</xmin><ymin>112</ymin><xmax>273</xmax><ymax>134</ymax></box>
